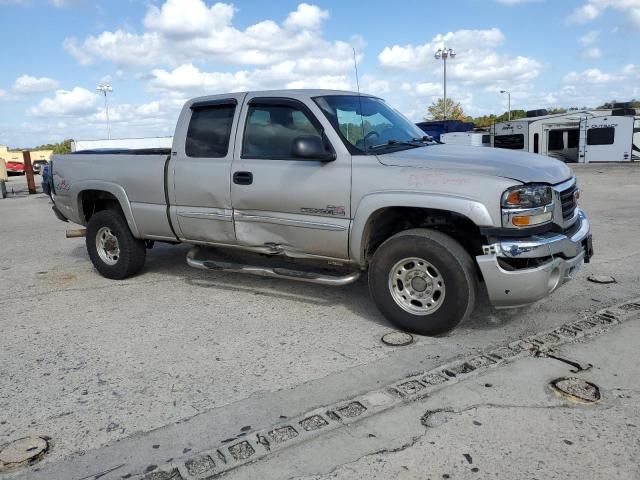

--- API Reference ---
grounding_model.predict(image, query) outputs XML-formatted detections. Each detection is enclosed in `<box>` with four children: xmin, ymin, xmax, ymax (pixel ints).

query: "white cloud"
<box><xmin>12</xmin><ymin>74</ymin><xmax>59</xmax><ymax>93</ymax></box>
<box><xmin>283</xmin><ymin>3</ymin><xmax>329</xmax><ymax>30</ymax></box>
<box><xmin>30</xmin><ymin>87</ymin><xmax>98</xmax><ymax>117</ymax></box>
<box><xmin>379</xmin><ymin>28</ymin><xmax>505</xmax><ymax>71</ymax></box>
<box><xmin>564</xmin><ymin>68</ymin><xmax>622</xmax><ymax>84</ymax></box>
<box><xmin>147</xmin><ymin>61</ymin><xmax>355</xmax><ymax>97</ymax></box>
<box><xmin>581</xmin><ymin>46</ymin><xmax>602</xmax><ymax>59</ymax></box>
<box><xmin>378</xmin><ymin>28</ymin><xmax>541</xmax><ymax>90</ymax></box>
<box><xmin>579</xmin><ymin>30</ymin><xmax>599</xmax><ymax>44</ymax></box>
<box><xmin>64</xmin><ymin>1</ymin><xmax>338</xmax><ymax>68</ymax></box>
<box><xmin>622</xmin><ymin>63</ymin><xmax>640</xmax><ymax>75</ymax></box>
<box><xmin>143</xmin><ymin>0</ymin><xmax>235</xmax><ymax>38</ymax></box>
<box><xmin>568</xmin><ymin>0</ymin><xmax>640</xmax><ymax>29</ymax></box>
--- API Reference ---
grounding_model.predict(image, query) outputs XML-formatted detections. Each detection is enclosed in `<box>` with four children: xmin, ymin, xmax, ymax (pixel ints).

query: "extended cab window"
<box><xmin>185</xmin><ymin>103</ymin><xmax>236</xmax><ymax>158</ymax></box>
<box><xmin>242</xmin><ymin>103</ymin><xmax>322</xmax><ymax>159</ymax></box>
<box><xmin>587</xmin><ymin>127</ymin><xmax>615</xmax><ymax>146</ymax></box>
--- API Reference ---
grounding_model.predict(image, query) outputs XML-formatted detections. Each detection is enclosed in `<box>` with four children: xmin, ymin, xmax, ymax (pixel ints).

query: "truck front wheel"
<box><xmin>368</xmin><ymin>229</ymin><xmax>477</xmax><ymax>335</ymax></box>
<box><xmin>86</xmin><ymin>209</ymin><xmax>146</xmax><ymax>279</ymax></box>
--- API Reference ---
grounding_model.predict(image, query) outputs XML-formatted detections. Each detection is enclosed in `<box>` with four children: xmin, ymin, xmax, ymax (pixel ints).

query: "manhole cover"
<box><xmin>587</xmin><ymin>275</ymin><xmax>616</xmax><ymax>284</ymax></box>
<box><xmin>381</xmin><ymin>331</ymin><xmax>414</xmax><ymax>346</ymax></box>
<box><xmin>550</xmin><ymin>378</ymin><xmax>601</xmax><ymax>403</ymax></box>
<box><xmin>0</xmin><ymin>436</ymin><xmax>49</xmax><ymax>471</ymax></box>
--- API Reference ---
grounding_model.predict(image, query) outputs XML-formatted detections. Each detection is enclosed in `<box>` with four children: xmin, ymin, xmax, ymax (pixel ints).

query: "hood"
<box><xmin>378</xmin><ymin>144</ymin><xmax>572</xmax><ymax>184</ymax></box>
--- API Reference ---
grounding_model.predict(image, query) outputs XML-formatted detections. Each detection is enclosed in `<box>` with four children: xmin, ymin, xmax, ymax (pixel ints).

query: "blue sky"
<box><xmin>0</xmin><ymin>0</ymin><xmax>638</xmax><ymax>147</ymax></box>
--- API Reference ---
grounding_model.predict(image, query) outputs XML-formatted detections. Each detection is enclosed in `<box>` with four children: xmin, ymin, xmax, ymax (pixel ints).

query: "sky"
<box><xmin>0</xmin><ymin>0</ymin><xmax>639</xmax><ymax>147</ymax></box>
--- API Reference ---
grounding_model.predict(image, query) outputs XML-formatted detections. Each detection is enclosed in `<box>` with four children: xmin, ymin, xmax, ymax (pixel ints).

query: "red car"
<box><xmin>6</xmin><ymin>161</ymin><xmax>25</xmax><ymax>175</ymax></box>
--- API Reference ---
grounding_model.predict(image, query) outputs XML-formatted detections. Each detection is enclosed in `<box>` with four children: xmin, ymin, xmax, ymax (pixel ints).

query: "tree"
<box><xmin>32</xmin><ymin>139</ymin><xmax>73</xmax><ymax>154</ymax></box>
<box><xmin>426</xmin><ymin>98</ymin><xmax>466</xmax><ymax>121</ymax></box>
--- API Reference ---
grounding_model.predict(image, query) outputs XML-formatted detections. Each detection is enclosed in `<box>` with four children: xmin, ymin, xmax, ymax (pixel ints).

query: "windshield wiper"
<box><xmin>367</xmin><ymin>139</ymin><xmax>426</xmax><ymax>151</ymax></box>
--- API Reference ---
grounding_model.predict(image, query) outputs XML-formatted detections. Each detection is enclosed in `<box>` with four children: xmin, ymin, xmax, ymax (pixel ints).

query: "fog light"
<box><xmin>512</xmin><ymin>211</ymin><xmax>553</xmax><ymax>227</ymax></box>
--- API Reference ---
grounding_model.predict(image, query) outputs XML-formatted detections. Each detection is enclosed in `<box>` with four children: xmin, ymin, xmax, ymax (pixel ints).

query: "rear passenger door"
<box><xmin>171</xmin><ymin>95</ymin><xmax>245</xmax><ymax>243</ymax></box>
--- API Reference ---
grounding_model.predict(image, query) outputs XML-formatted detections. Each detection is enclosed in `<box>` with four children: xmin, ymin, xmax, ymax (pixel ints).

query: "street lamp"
<box><xmin>96</xmin><ymin>83</ymin><xmax>113</xmax><ymax>139</ymax></box>
<box><xmin>500</xmin><ymin>89</ymin><xmax>511</xmax><ymax>121</ymax></box>
<box><xmin>434</xmin><ymin>47</ymin><xmax>456</xmax><ymax>119</ymax></box>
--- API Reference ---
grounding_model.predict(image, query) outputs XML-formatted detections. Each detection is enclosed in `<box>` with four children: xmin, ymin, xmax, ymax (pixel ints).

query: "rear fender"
<box><xmin>71</xmin><ymin>181</ymin><xmax>140</xmax><ymax>237</ymax></box>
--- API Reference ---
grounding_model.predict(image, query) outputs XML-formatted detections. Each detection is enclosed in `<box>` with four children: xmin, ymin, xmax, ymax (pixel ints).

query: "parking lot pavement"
<box><xmin>1</xmin><ymin>165</ymin><xmax>639</xmax><ymax>479</ymax></box>
<box><xmin>232</xmin><ymin>309</ymin><xmax>640</xmax><ymax>480</ymax></box>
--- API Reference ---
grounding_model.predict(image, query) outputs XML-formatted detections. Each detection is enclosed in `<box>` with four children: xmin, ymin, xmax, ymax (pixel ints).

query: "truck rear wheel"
<box><xmin>368</xmin><ymin>228</ymin><xmax>477</xmax><ymax>335</ymax></box>
<box><xmin>86</xmin><ymin>209</ymin><xmax>146</xmax><ymax>279</ymax></box>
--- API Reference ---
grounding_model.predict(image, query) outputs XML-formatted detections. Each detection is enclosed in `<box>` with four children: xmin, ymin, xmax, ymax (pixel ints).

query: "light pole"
<box><xmin>96</xmin><ymin>83</ymin><xmax>113</xmax><ymax>139</ymax></box>
<box><xmin>434</xmin><ymin>47</ymin><xmax>455</xmax><ymax>119</ymax></box>
<box><xmin>500</xmin><ymin>89</ymin><xmax>511</xmax><ymax>121</ymax></box>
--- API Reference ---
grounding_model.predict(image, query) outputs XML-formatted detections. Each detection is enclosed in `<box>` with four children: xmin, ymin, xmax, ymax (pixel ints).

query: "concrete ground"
<box><xmin>0</xmin><ymin>164</ymin><xmax>639</xmax><ymax>479</ymax></box>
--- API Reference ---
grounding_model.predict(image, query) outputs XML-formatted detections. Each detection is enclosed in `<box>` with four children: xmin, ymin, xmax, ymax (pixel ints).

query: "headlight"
<box><xmin>501</xmin><ymin>184</ymin><xmax>554</xmax><ymax>228</ymax></box>
<box><xmin>501</xmin><ymin>185</ymin><xmax>553</xmax><ymax>209</ymax></box>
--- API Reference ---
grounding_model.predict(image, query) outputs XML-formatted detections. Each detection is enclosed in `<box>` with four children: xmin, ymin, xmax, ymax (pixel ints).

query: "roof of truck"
<box><xmin>189</xmin><ymin>89</ymin><xmax>367</xmax><ymax>104</ymax></box>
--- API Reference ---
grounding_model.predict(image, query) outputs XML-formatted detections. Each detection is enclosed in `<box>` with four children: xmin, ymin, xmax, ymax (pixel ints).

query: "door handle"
<box><xmin>233</xmin><ymin>171</ymin><xmax>253</xmax><ymax>185</ymax></box>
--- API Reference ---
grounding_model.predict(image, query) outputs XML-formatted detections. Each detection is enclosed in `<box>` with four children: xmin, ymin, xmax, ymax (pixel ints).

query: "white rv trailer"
<box><xmin>71</xmin><ymin>136</ymin><xmax>173</xmax><ymax>152</ymax></box>
<box><xmin>491</xmin><ymin>110</ymin><xmax>638</xmax><ymax>163</ymax></box>
<box><xmin>440</xmin><ymin>131</ymin><xmax>491</xmax><ymax>147</ymax></box>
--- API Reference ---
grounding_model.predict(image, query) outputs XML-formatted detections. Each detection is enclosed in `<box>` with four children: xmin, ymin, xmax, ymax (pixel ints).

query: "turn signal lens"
<box><xmin>512</xmin><ymin>215</ymin><xmax>530</xmax><ymax>226</ymax></box>
<box><xmin>511</xmin><ymin>212</ymin><xmax>553</xmax><ymax>227</ymax></box>
<box><xmin>505</xmin><ymin>190</ymin><xmax>521</xmax><ymax>206</ymax></box>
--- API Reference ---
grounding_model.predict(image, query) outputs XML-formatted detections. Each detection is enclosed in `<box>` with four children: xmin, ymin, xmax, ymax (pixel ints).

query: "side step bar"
<box><xmin>186</xmin><ymin>247</ymin><xmax>361</xmax><ymax>286</ymax></box>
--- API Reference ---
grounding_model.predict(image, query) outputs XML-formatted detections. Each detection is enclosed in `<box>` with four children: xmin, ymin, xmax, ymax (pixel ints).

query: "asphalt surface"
<box><xmin>0</xmin><ymin>165</ymin><xmax>639</xmax><ymax>479</ymax></box>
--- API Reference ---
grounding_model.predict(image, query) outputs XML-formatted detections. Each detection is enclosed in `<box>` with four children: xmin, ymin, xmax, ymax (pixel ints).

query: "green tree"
<box><xmin>426</xmin><ymin>98</ymin><xmax>466</xmax><ymax>121</ymax></box>
<box><xmin>32</xmin><ymin>139</ymin><xmax>73</xmax><ymax>154</ymax></box>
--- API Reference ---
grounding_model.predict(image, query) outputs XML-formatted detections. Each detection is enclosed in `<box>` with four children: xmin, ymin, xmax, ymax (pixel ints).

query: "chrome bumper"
<box><xmin>476</xmin><ymin>209</ymin><xmax>592</xmax><ymax>308</ymax></box>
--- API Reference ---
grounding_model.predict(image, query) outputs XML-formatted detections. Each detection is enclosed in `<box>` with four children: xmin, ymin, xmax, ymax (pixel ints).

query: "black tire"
<box><xmin>368</xmin><ymin>228</ymin><xmax>477</xmax><ymax>336</ymax></box>
<box><xmin>86</xmin><ymin>209</ymin><xmax>146</xmax><ymax>280</ymax></box>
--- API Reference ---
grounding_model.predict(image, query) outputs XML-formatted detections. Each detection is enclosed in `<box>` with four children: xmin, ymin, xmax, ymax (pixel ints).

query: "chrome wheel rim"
<box><xmin>96</xmin><ymin>227</ymin><xmax>120</xmax><ymax>266</ymax></box>
<box><xmin>388</xmin><ymin>257</ymin><xmax>445</xmax><ymax>315</ymax></box>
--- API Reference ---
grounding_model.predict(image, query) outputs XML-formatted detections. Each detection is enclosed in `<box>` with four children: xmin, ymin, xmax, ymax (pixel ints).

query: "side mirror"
<box><xmin>291</xmin><ymin>136</ymin><xmax>336</xmax><ymax>162</ymax></box>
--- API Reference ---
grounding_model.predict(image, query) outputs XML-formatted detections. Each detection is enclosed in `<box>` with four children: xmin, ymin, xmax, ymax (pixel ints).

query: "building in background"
<box><xmin>0</xmin><ymin>145</ymin><xmax>53</xmax><ymax>164</ymax></box>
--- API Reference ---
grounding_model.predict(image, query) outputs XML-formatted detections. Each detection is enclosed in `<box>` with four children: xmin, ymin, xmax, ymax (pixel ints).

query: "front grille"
<box><xmin>559</xmin><ymin>183</ymin><xmax>577</xmax><ymax>222</ymax></box>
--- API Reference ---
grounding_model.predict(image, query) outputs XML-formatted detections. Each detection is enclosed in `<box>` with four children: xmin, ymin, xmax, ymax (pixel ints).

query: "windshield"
<box><xmin>314</xmin><ymin>95</ymin><xmax>430</xmax><ymax>154</ymax></box>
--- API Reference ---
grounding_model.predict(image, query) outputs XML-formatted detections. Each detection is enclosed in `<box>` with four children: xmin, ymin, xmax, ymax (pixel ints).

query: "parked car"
<box><xmin>6</xmin><ymin>161</ymin><xmax>24</xmax><ymax>175</ymax></box>
<box><xmin>49</xmin><ymin>89</ymin><xmax>593</xmax><ymax>335</ymax></box>
<box><xmin>41</xmin><ymin>163</ymin><xmax>51</xmax><ymax>196</ymax></box>
<box><xmin>32</xmin><ymin>160</ymin><xmax>48</xmax><ymax>174</ymax></box>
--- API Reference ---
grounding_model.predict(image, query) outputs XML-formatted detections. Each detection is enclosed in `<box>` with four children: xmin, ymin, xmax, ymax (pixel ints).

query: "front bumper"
<box><xmin>476</xmin><ymin>209</ymin><xmax>592</xmax><ymax>308</ymax></box>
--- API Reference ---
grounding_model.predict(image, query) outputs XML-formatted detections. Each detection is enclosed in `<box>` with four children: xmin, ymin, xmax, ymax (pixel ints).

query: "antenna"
<box><xmin>352</xmin><ymin>47</ymin><xmax>361</xmax><ymax>95</ymax></box>
<box><xmin>352</xmin><ymin>47</ymin><xmax>367</xmax><ymax>149</ymax></box>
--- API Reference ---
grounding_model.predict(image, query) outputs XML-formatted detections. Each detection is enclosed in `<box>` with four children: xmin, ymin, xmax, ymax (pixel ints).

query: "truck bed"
<box><xmin>51</xmin><ymin>151</ymin><xmax>174</xmax><ymax>240</ymax></box>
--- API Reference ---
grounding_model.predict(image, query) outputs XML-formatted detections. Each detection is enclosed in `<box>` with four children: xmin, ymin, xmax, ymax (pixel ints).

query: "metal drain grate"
<box><xmin>0</xmin><ymin>436</ymin><xmax>49</xmax><ymax>472</ymax></box>
<box><xmin>550</xmin><ymin>378</ymin><xmax>601</xmax><ymax>403</ymax></box>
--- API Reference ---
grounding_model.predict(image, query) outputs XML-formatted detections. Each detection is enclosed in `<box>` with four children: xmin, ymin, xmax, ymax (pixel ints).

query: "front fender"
<box><xmin>349</xmin><ymin>191</ymin><xmax>494</xmax><ymax>265</ymax></box>
<box><xmin>70</xmin><ymin>181</ymin><xmax>141</xmax><ymax>238</ymax></box>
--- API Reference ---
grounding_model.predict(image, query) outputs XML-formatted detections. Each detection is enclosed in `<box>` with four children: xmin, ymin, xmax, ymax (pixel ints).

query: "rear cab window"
<box><xmin>185</xmin><ymin>102</ymin><xmax>236</xmax><ymax>158</ymax></box>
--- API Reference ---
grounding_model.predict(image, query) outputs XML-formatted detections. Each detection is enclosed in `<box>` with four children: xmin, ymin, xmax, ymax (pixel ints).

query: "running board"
<box><xmin>186</xmin><ymin>247</ymin><xmax>361</xmax><ymax>286</ymax></box>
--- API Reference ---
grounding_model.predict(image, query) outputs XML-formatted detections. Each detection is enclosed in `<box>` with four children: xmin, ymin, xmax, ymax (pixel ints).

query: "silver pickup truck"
<box><xmin>49</xmin><ymin>89</ymin><xmax>593</xmax><ymax>335</ymax></box>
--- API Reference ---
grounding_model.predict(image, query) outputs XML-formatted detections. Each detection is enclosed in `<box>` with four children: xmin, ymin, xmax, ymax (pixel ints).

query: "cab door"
<box><xmin>170</xmin><ymin>94</ymin><xmax>246</xmax><ymax>243</ymax></box>
<box><xmin>230</xmin><ymin>95</ymin><xmax>351</xmax><ymax>259</ymax></box>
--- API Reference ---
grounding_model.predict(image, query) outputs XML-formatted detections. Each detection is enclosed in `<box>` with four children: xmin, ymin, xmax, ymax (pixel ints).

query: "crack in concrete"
<box><xmin>287</xmin><ymin>398</ymin><xmax>628</xmax><ymax>480</ymax></box>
